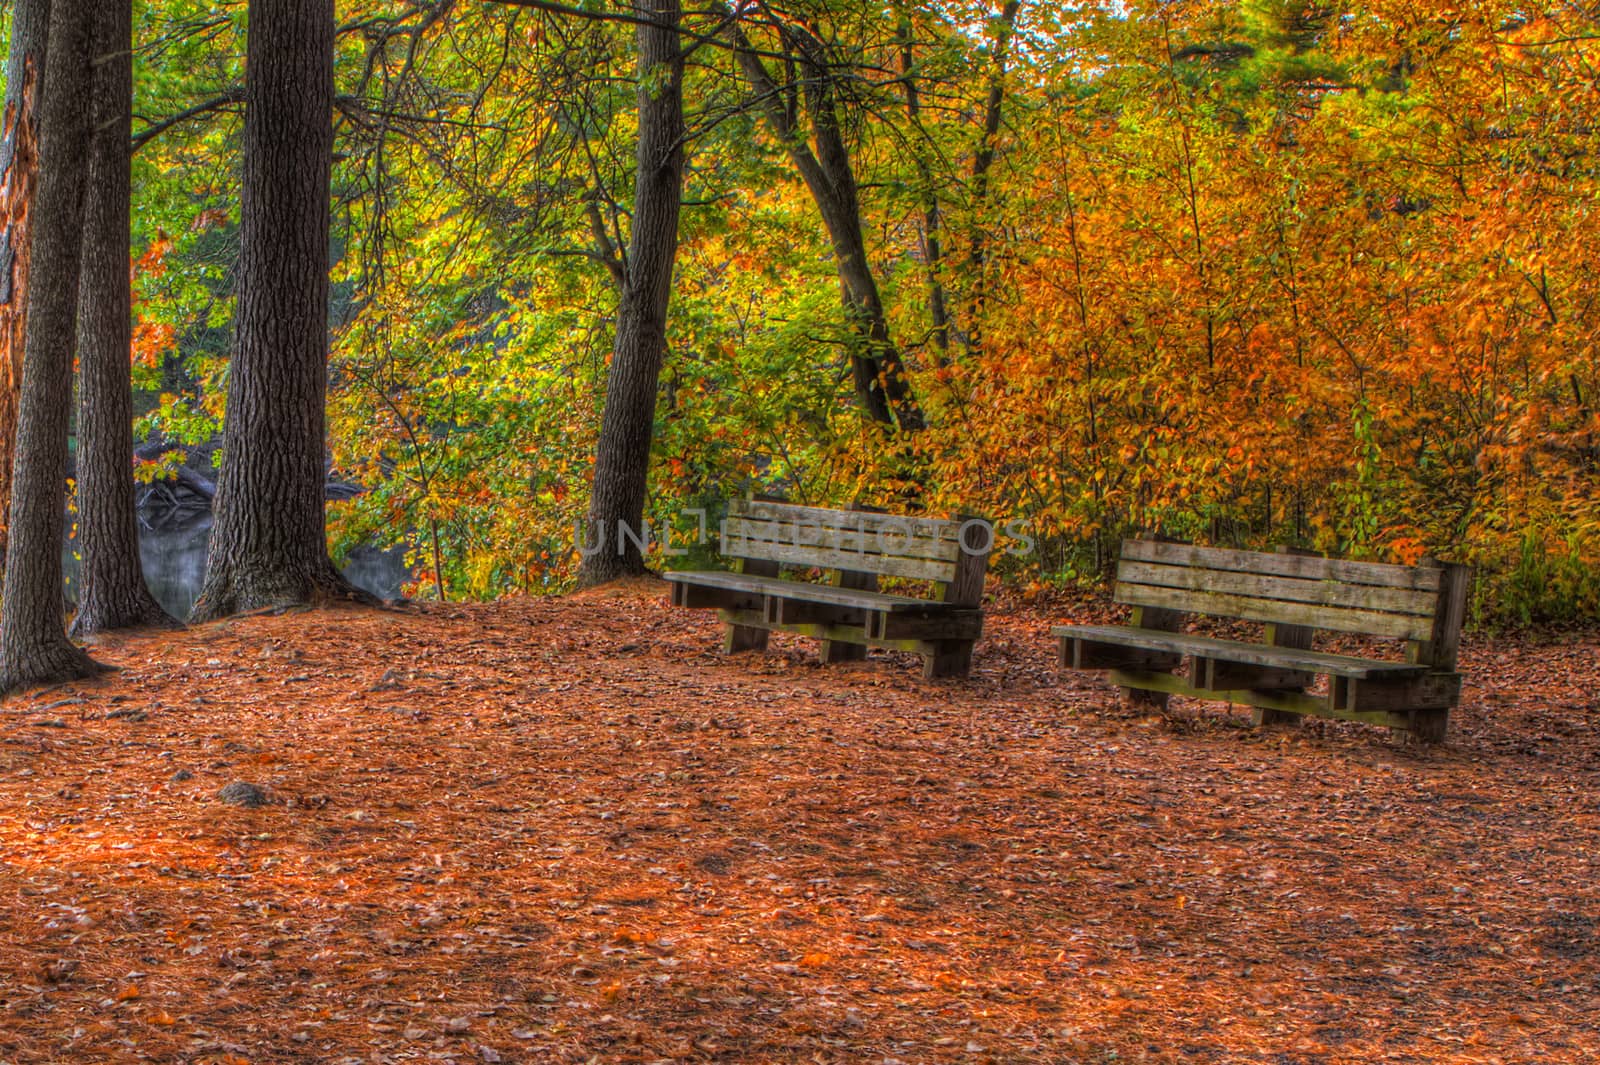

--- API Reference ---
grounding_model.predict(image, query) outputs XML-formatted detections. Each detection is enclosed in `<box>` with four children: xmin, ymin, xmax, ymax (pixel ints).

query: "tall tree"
<box><xmin>71</xmin><ymin>0</ymin><xmax>178</xmax><ymax>635</ymax></box>
<box><xmin>726</xmin><ymin>11</ymin><xmax>924</xmax><ymax>432</ymax></box>
<box><xmin>0</xmin><ymin>0</ymin><xmax>103</xmax><ymax>692</ymax></box>
<box><xmin>960</xmin><ymin>0</ymin><xmax>1022</xmax><ymax>359</ymax></box>
<box><xmin>577</xmin><ymin>0</ymin><xmax>686</xmax><ymax>586</ymax></box>
<box><xmin>0</xmin><ymin>0</ymin><xmax>51</xmax><ymax>561</ymax></box>
<box><xmin>190</xmin><ymin>0</ymin><xmax>367</xmax><ymax>621</ymax></box>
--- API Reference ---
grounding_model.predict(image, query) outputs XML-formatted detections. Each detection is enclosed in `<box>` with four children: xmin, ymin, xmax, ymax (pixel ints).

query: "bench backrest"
<box><xmin>1115</xmin><ymin>540</ymin><xmax>1470</xmax><ymax>667</ymax></box>
<box><xmin>722</xmin><ymin>498</ymin><xmax>990</xmax><ymax>606</ymax></box>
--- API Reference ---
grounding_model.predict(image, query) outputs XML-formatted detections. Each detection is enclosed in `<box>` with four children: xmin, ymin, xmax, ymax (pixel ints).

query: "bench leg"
<box><xmin>821</xmin><ymin>639</ymin><xmax>867</xmax><ymax>664</ymax></box>
<box><xmin>1251</xmin><ymin>708</ymin><xmax>1302</xmax><ymax>729</ymax></box>
<box><xmin>922</xmin><ymin>640</ymin><xmax>974</xmax><ymax>679</ymax></box>
<box><xmin>723</xmin><ymin>623</ymin><xmax>769</xmax><ymax>654</ymax></box>
<box><xmin>1408</xmin><ymin>708</ymin><xmax>1449</xmax><ymax>744</ymax></box>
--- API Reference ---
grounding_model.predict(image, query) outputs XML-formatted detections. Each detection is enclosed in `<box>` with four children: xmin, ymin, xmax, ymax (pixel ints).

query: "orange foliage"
<box><xmin>909</xmin><ymin>2</ymin><xmax>1600</xmax><ymax>620</ymax></box>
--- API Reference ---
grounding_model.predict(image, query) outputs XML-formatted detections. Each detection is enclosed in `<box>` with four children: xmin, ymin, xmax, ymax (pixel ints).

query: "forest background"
<box><xmin>30</xmin><ymin>0</ymin><xmax>1600</xmax><ymax>623</ymax></box>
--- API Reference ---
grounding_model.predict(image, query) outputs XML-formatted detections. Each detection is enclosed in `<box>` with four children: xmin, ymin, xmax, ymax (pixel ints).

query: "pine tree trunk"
<box><xmin>0</xmin><ymin>0</ymin><xmax>102</xmax><ymax>693</ymax></box>
<box><xmin>71</xmin><ymin>0</ymin><xmax>177</xmax><ymax>637</ymax></box>
<box><xmin>190</xmin><ymin>0</ymin><xmax>367</xmax><ymax>621</ymax></box>
<box><xmin>0</xmin><ymin>0</ymin><xmax>51</xmax><ymax>562</ymax></box>
<box><xmin>577</xmin><ymin>0</ymin><xmax>685</xmax><ymax>587</ymax></box>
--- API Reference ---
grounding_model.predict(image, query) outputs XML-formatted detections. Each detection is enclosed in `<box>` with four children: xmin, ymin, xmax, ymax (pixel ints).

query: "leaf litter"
<box><xmin>0</xmin><ymin>581</ymin><xmax>1596</xmax><ymax>1063</ymax></box>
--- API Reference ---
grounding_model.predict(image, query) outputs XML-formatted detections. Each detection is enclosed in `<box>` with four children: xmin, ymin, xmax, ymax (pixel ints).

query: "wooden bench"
<box><xmin>1053</xmin><ymin>540</ymin><xmax>1471</xmax><ymax>741</ymax></box>
<box><xmin>665</xmin><ymin>499</ymin><xmax>992</xmax><ymax>678</ymax></box>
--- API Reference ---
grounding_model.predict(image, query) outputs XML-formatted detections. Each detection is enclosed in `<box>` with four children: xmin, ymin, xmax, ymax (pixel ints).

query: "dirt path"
<box><xmin>2</xmin><ymin>584</ymin><xmax>1596</xmax><ymax>1063</ymax></box>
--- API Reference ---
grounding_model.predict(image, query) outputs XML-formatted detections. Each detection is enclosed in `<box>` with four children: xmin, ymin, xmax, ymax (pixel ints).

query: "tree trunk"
<box><xmin>727</xmin><ymin>20</ymin><xmax>924</xmax><ymax>432</ymax></box>
<box><xmin>70</xmin><ymin>0</ymin><xmax>177</xmax><ymax>636</ymax></box>
<box><xmin>190</xmin><ymin>0</ymin><xmax>367</xmax><ymax>622</ymax></box>
<box><xmin>0</xmin><ymin>0</ymin><xmax>103</xmax><ymax>693</ymax></box>
<box><xmin>896</xmin><ymin>18</ymin><xmax>952</xmax><ymax>360</ymax></box>
<box><xmin>577</xmin><ymin>0</ymin><xmax>685</xmax><ymax>587</ymax></box>
<box><xmin>0</xmin><ymin>0</ymin><xmax>51</xmax><ymax>562</ymax></box>
<box><xmin>962</xmin><ymin>0</ymin><xmax>1022</xmax><ymax>358</ymax></box>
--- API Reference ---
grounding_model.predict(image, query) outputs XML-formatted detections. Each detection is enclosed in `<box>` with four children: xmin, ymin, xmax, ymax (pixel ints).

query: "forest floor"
<box><xmin>1</xmin><ymin>581</ymin><xmax>1596</xmax><ymax>1065</ymax></box>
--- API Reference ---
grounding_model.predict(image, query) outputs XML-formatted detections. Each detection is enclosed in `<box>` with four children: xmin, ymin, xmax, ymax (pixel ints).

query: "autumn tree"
<box><xmin>0</xmin><ymin>0</ymin><xmax>103</xmax><ymax>692</ymax></box>
<box><xmin>724</xmin><ymin>3</ymin><xmax>923</xmax><ymax>432</ymax></box>
<box><xmin>577</xmin><ymin>0</ymin><xmax>687</xmax><ymax>585</ymax></box>
<box><xmin>191</xmin><ymin>0</ymin><xmax>366</xmax><ymax>621</ymax></box>
<box><xmin>117</xmin><ymin>0</ymin><xmax>1600</xmax><ymax>616</ymax></box>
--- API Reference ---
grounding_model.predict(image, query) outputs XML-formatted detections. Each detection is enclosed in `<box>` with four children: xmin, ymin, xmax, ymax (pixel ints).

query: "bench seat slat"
<box><xmin>1052</xmin><ymin>624</ymin><xmax>1429</xmax><ymax>680</ymax></box>
<box><xmin>1122</xmin><ymin>540</ymin><xmax>1442</xmax><ymax>592</ymax></box>
<box><xmin>1117</xmin><ymin>560</ymin><xmax>1439</xmax><ymax>617</ymax></box>
<box><xmin>666</xmin><ymin>570</ymin><xmax>953</xmax><ymax>613</ymax></box>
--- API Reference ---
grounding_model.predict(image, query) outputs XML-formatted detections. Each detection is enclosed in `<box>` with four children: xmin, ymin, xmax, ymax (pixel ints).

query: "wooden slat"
<box><xmin>670</xmin><ymin>582</ymin><xmax>760</xmax><ymax>612</ymax></box>
<box><xmin>722</xmin><ymin>536</ymin><xmax>957</xmax><ymax>583</ymax></box>
<box><xmin>1121</xmin><ymin>540</ymin><xmax>1442</xmax><ymax>592</ymax></box>
<box><xmin>1116</xmin><ymin>560</ymin><xmax>1438</xmax><ymax>617</ymax></box>
<box><xmin>1108</xmin><ymin>669</ymin><xmax>1328</xmax><ymax>718</ymax></box>
<box><xmin>731</xmin><ymin>499</ymin><xmax>962</xmax><ymax>543</ymax></box>
<box><xmin>1104</xmin><ymin>669</ymin><xmax>1427</xmax><ymax>732</ymax></box>
<box><xmin>723</xmin><ymin>516</ymin><xmax>961</xmax><ymax>563</ymax></box>
<box><xmin>1051</xmin><ymin>624</ymin><xmax>1427</xmax><ymax>680</ymax></box>
<box><xmin>1330</xmin><ymin>673</ymin><xmax>1461</xmax><ymax>714</ymax></box>
<box><xmin>1193</xmin><ymin>657</ymin><xmax>1315</xmax><ymax>693</ymax></box>
<box><xmin>877</xmin><ymin>610</ymin><xmax>983</xmax><ymax>642</ymax></box>
<box><xmin>665</xmin><ymin>570</ymin><xmax>949</xmax><ymax>613</ymax></box>
<box><xmin>1065</xmin><ymin>639</ymin><xmax>1182</xmax><ymax>672</ymax></box>
<box><xmin>767</xmin><ymin>598</ymin><xmax>870</xmax><ymax>628</ymax></box>
<box><xmin>1113</xmin><ymin>580</ymin><xmax>1434</xmax><ymax>640</ymax></box>
<box><xmin>716</xmin><ymin>607</ymin><xmax>940</xmax><ymax>655</ymax></box>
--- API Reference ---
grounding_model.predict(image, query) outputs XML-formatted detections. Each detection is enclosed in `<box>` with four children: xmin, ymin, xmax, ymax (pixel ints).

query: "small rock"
<box><xmin>478</xmin><ymin>1047</ymin><xmax>502</xmax><ymax>1063</ymax></box>
<box><xmin>41</xmin><ymin>958</ymin><xmax>78</xmax><ymax>983</ymax></box>
<box><xmin>217</xmin><ymin>781</ymin><xmax>269</xmax><ymax>808</ymax></box>
<box><xmin>444</xmin><ymin>1016</ymin><xmax>471</xmax><ymax>1035</ymax></box>
<box><xmin>171</xmin><ymin>769</ymin><xmax>194</xmax><ymax>783</ymax></box>
<box><xmin>370</xmin><ymin>669</ymin><xmax>403</xmax><ymax>692</ymax></box>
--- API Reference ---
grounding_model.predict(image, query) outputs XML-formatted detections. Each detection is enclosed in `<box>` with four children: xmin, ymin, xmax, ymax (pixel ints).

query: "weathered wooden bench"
<box><xmin>665</xmin><ymin>499</ymin><xmax>992</xmax><ymax>678</ymax></box>
<box><xmin>1053</xmin><ymin>540</ymin><xmax>1470</xmax><ymax>741</ymax></box>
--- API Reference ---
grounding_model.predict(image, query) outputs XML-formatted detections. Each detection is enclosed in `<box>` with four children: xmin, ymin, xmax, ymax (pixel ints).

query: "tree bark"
<box><xmin>962</xmin><ymin>0</ymin><xmax>1022</xmax><ymax>358</ymax></box>
<box><xmin>0</xmin><ymin>0</ymin><xmax>103</xmax><ymax>693</ymax></box>
<box><xmin>71</xmin><ymin>0</ymin><xmax>178</xmax><ymax>636</ymax></box>
<box><xmin>190</xmin><ymin>0</ymin><xmax>368</xmax><ymax>621</ymax></box>
<box><xmin>896</xmin><ymin>17</ymin><xmax>952</xmax><ymax>360</ymax></box>
<box><xmin>726</xmin><ymin>18</ymin><xmax>924</xmax><ymax>432</ymax></box>
<box><xmin>0</xmin><ymin>0</ymin><xmax>51</xmax><ymax>562</ymax></box>
<box><xmin>577</xmin><ymin>0</ymin><xmax>686</xmax><ymax>587</ymax></box>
